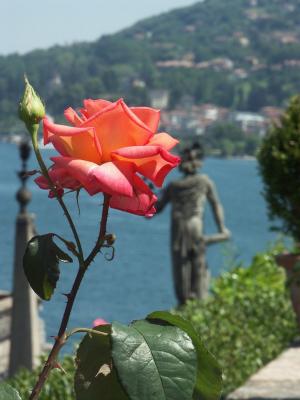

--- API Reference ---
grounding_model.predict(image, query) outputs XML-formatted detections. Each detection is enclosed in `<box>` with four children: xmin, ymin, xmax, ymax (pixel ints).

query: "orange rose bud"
<box><xmin>19</xmin><ymin>76</ymin><xmax>45</xmax><ymax>131</ymax></box>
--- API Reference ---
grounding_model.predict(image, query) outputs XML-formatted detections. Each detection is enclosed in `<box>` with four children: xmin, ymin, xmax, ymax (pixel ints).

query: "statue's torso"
<box><xmin>169</xmin><ymin>174</ymin><xmax>209</xmax><ymax>220</ymax></box>
<box><xmin>168</xmin><ymin>174</ymin><xmax>211</xmax><ymax>252</ymax></box>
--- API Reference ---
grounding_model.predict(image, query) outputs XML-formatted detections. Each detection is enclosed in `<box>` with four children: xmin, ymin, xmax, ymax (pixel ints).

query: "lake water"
<box><xmin>0</xmin><ymin>142</ymin><xmax>278</xmax><ymax>345</ymax></box>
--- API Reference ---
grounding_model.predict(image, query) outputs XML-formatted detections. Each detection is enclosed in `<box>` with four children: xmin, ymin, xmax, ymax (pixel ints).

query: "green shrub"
<box><xmin>177</xmin><ymin>244</ymin><xmax>298</xmax><ymax>396</ymax></box>
<box><xmin>8</xmin><ymin>356</ymin><xmax>75</xmax><ymax>400</ymax></box>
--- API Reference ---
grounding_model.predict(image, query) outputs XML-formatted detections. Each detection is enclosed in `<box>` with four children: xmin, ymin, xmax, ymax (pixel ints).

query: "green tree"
<box><xmin>258</xmin><ymin>95</ymin><xmax>300</xmax><ymax>241</ymax></box>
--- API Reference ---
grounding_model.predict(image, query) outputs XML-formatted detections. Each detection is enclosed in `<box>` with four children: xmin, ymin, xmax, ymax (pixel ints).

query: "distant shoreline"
<box><xmin>218</xmin><ymin>155</ymin><xmax>256</xmax><ymax>161</ymax></box>
<box><xmin>0</xmin><ymin>139</ymin><xmax>256</xmax><ymax>160</ymax></box>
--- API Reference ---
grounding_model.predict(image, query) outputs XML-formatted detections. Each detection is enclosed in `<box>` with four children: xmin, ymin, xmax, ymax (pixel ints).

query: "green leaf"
<box><xmin>0</xmin><ymin>383</ymin><xmax>22</xmax><ymax>400</ymax></box>
<box><xmin>147</xmin><ymin>311</ymin><xmax>222</xmax><ymax>400</ymax></box>
<box><xmin>111</xmin><ymin>319</ymin><xmax>197</xmax><ymax>400</ymax></box>
<box><xmin>23</xmin><ymin>233</ymin><xmax>72</xmax><ymax>301</ymax></box>
<box><xmin>74</xmin><ymin>325</ymin><xmax>129</xmax><ymax>400</ymax></box>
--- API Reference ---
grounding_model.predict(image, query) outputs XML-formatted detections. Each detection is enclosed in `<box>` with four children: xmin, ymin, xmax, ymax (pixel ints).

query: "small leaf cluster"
<box><xmin>0</xmin><ymin>383</ymin><xmax>22</xmax><ymax>400</ymax></box>
<box><xmin>6</xmin><ymin>356</ymin><xmax>75</xmax><ymax>400</ymax></box>
<box><xmin>257</xmin><ymin>95</ymin><xmax>300</xmax><ymax>242</ymax></box>
<box><xmin>178</xmin><ymin>243</ymin><xmax>298</xmax><ymax>395</ymax></box>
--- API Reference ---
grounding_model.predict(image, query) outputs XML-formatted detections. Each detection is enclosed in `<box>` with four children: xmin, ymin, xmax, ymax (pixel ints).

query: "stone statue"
<box><xmin>156</xmin><ymin>143</ymin><xmax>230</xmax><ymax>305</ymax></box>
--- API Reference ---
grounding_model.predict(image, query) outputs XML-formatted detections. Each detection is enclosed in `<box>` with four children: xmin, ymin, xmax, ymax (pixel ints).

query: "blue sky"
<box><xmin>1</xmin><ymin>0</ymin><xmax>196</xmax><ymax>55</ymax></box>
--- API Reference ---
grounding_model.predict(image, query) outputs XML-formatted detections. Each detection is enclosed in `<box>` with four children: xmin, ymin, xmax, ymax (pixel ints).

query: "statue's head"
<box><xmin>179</xmin><ymin>142</ymin><xmax>204</xmax><ymax>175</ymax></box>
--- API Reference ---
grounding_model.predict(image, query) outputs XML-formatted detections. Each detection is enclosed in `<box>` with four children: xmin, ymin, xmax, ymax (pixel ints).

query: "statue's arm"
<box><xmin>156</xmin><ymin>185</ymin><xmax>171</xmax><ymax>214</ymax></box>
<box><xmin>206</xmin><ymin>178</ymin><xmax>230</xmax><ymax>236</ymax></box>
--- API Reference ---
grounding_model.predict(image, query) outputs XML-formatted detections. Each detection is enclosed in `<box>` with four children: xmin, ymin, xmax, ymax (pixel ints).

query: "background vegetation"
<box><xmin>1</xmin><ymin>0</ymin><xmax>300</xmax><ymax>134</ymax></box>
<box><xmin>203</xmin><ymin>123</ymin><xmax>261</xmax><ymax>157</ymax></box>
<box><xmin>8</xmin><ymin>244</ymin><xmax>297</xmax><ymax>399</ymax></box>
<box><xmin>179</xmin><ymin>243</ymin><xmax>297</xmax><ymax>395</ymax></box>
<box><xmin>257</xmin><ymin>96</ymin><xmax>300</xmax><ymax>241</ymax></box>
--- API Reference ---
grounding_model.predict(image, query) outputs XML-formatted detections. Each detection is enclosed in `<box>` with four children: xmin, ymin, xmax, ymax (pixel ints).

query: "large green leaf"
<box><xmin>111</xmin><ymin>319</ymin><xmax>197</xmax><ymax>400</ymax></box>
<box><xmin>23</xmin><ymin>234</ymin><xmax>72</xmax><ymax>301</ymax></box>
<box><xmin>147</xmin><ymin>311</ymin><xmax>222</xmax><ymax>400</ymax></box>
<box><xmin>0</xmin><ymin>384</ymin><xmax>22</xmax><ymax>400</ymax></box>
<box><xmin>74</xmin><ymin>325</ymin><xmax>129</xmax><ymax>400</ymax></box>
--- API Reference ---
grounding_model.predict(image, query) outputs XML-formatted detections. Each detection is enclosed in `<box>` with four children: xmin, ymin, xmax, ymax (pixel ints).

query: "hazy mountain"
<box><xmin>1</xmin><ymin>0</ymin><xmax>300</xmax><ymax>133</ymax></box>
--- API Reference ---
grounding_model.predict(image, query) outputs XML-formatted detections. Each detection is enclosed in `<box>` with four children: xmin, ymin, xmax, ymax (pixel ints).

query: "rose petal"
<box><xmin>82</xmin><ymin>99</ymin><xmax>112</xmax><ymax>117</ymax></box>
<box><xmin>51</xmin><ymin>157</ymin><xmax>134</xmax><ymax>197</ymax></box>
<box><xmin>35</xmin><ymin>166</ymin><xmax>81</xmax><ymax>200</ymax></box>
<box><xmin>92</xmin><ymin>318</ymin><xmax>109</xmax><ymax>328</ymax></box>
<box><xmin>35</xmin><ymin>167</ymin><xmax>81</xmax><ymax>191</ymax></box>
<box><xmin>130</xmin><ymin>107</ymin><xmax>160</xmax><ymax>133</ymax></box>
<box><xmin>43</xmin><ymin>117</ymin><xmax>102</xmax><ymax>163</ymax></box>
<box><xmin>35</xmin><ymin>175</ymin><xmax>49</xmax><ymax>190</ymax></box>
<box><xmin>50</xmin><ymin>157</ymin><xmax>100</xmax><ymax>195</ymax></box>
<box><xmin>64</xmin><ymin>107</ymin><xmax>85</xmax><ymax>126</ymax></box>
<box><xmin>113</xmin><ymin>146</ymin><xmax>160</xmax><ymax>158</ymax></box>
<box><xmin>81</xmin><ymin>99</ymin><xmax>153</xmax><ymax>162</ymax></box>
<box><xmin>90</xmin><ymin>160</ymin><xmax>134</xmax><ymax>197</ymax></box>
<box><xmin>112</xmin><ymin>145</ymin><xmax>180</xmax><ymax>187</ymax></box>
<box><xmin>148</xmin><ymin>132</ymin><xmax>179</xmax><ymax>150</ymax></box>
<box><xmin>110</xmin><ymin>175</ymin><xmax>157</xmax><ymax>217</ymax></box>
<box><xmin>49</xmin><ymin>188</ymin><xmax>64</xmax><ymax>198</ymax></box>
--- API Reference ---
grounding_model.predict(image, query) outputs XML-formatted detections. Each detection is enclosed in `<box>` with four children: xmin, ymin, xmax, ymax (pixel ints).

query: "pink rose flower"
<box><xmin>35</xmin><ymin>98</ymin><xmax>180</xmax><ymax>216</ymax></box>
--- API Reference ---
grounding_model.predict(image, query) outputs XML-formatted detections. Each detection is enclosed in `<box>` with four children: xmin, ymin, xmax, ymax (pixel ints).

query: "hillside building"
<box><xmin>228</xmin><ymin>111</ymin><xmax>266</xmax><ymax>135</ymax></box>
<box><xmin>149</xmin><ymin>89</ymin><xmax>169</xmax><ymax>109</ymax></box>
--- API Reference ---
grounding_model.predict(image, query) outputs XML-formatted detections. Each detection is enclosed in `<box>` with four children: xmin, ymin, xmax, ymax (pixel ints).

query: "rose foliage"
<box><xmin>35</xmin><ymin>98</ymin><xmax>180</xmax><ymax>216</ymax></box>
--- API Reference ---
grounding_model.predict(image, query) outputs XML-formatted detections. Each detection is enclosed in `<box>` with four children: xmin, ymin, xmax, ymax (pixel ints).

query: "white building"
<box><xmin>229</xmin><ymin>112</ymin><xmax>266</xmax><ymax>135</ymax></box>
<box><xmin>149</xmin><ymin>90</ymin><xmax>170</xmax><ymax>109</ymax></box>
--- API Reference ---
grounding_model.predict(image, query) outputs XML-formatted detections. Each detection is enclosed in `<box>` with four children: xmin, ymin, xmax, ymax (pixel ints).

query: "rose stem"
<box><xmin>30</xmin><ymin>124</ymin><xmax>84</xmax><ymax>264</ymax></box>
<box><xmin>29</xmin><ymin>194</ymin><xmax>111</xmax><ymax>400</ymax></box>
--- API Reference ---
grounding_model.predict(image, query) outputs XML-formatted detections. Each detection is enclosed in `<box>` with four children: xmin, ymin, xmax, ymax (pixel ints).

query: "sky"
<box><xmin>1</xmin><ymin>0</ymin><xmax>196</xmax><ymax>55</ymax></box>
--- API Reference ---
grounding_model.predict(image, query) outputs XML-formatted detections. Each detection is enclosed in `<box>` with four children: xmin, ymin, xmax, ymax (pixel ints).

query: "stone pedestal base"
<box><xmin>9</xmin><ymin>213</ymin><xmax>41</xmax><ymax>377</ymax></box>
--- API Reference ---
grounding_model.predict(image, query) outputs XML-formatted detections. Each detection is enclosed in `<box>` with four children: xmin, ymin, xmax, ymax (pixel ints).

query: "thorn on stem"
<box><xmin>53</xmin><ymin>362</ymin><xmax>67</xmax><ymax>374</ymax></box>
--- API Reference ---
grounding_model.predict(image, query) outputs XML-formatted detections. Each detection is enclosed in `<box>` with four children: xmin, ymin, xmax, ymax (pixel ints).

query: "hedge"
<box><xmin>177</xmin><ymin>243</ymin><xmax>297</xmax><ymax>395</ymax></box>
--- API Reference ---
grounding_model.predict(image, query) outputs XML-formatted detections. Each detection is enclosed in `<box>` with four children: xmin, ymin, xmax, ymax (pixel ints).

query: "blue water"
<box><xmin>0</xmin><ymin>143</ymin><xmax>277</xmax><ymax>345</ymax></box>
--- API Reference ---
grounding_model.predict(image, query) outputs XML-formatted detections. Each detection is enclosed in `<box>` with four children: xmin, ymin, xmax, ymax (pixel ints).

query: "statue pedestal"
<box><xmin>9</xmin><ymin>213</ymin><xmax>42</xmax><ymax>376</ymax></box>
